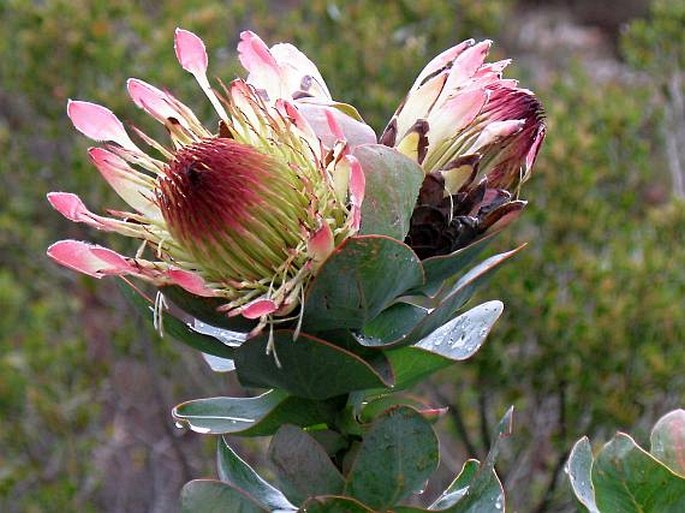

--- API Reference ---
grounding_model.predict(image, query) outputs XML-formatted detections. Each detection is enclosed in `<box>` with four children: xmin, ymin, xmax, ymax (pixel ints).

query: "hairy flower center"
<box><xmin>157</xmin><ymin>138</ymin><xmax>304</xmax><ymax>283</ymax></box>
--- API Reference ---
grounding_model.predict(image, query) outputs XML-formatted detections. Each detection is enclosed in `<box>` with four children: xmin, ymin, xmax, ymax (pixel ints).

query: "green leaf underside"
<box><xmin>444</xmin><ymin>408</ymin><xmax>511</xmax><ymax>512</ymax></box>
<box><xmin>268</xmin><ymin>425</ymin><xmax>345</xmax><ymax>504</ymax></box>
<box><xmin>566</xmin><ymin>437</ymin><xmax>601</xmax><ymax>513</ymax></box>
<box><xmin>173</xmin><ymin>389</ymin><xmax>337</xmax><ymax>436</ymax></box>
<box><xmin>593</xmin><ymin>433</ymin><xmax>685</xmax><ymax>512</ymax></box>
<box><xmin>650</xmin><ymin>409</ymin><xmax>685</xmax><ymax>476</ymax></box>
<box><xmin>180</xmin><ymin>480</ymin><xmax>269</xmax><ymax>513</ymax></box>
<box><xmin>299</xmin><ymin>496</ymin><xmax>375</xmax><ymax>513</ymax></box>
<box><xmin>234</xmin><ymin>330</ymin><xmax>393</xmax><ymax>399</ymax></box>
<box><xmin>430</xmin><ymin>459</ymin><xmax>480</xmax><ymax>510</ymax></box>
<box><xmin>162</xmin><ymin>285</ymin><xmax>256</xmax><ymax>332</ymax></box>
<box><xmin>217</xmin><ymin>437</ymin><xmax>296</xmax><ymax>512</ymax></box>
<box><xmin>119</xmin><ymin>280</ymin><xmax>236</xmax><ymax>359</ymax></box>
<box><xmin>354</xmin><ymin>144</ymin><xmax>425</xmax><ymax>240</ymax></box>
<box><xmin>303</xmin><ymin>236</ymin><xmax>425</xmax><ymax>332</ymax></box>
<box><xmin>357</xmin><ymin>249</ymin><xmax>519</xmax><ymax>348</ymax></box>
<box><xmin>418</xmin><ymin>233</ymin><xmax>499</xmax><ymax>297</ymax></box>
<box><xmin>414</xmin><ymin>300</ymin><xmax>503</xmax><ymax>358</ymax></box>
<box><xmin>345</xmin><ymin>406</ymin><xmax>439</xmax><ymax>511</ymax></box>
<box><xmin>382</xmin><ymin>301</ymin><xmax>503</xmax><ymax>390</ymax></box>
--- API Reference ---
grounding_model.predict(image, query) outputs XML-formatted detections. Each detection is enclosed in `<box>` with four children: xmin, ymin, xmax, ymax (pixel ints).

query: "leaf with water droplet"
<box><xmin>173</xmin><ymin>389</ymin><xmax>337</xmax><ymax>436</ymax></box>
<box><xmin>566</xmin><ymin>437</ymin><xmax>600</xmax><ymax>513</ymax></box>
<box><xmin>217</xmin><ymin>437</ymin><xmax>296</xmax><ymax>512</ymax></box>
<box><xmin>356</xmin><ymin>248</ymin><xmax>519</xmax><ymax>349</ymax></box>
<box><xmin>415</xmin><ymin>301</ymin><xmax>503</xmax><ymax>359</ymax></box>
<box><xmin>344</xmin><ymin>406</ymin><xmax>439</xmax><ymax>511</ymax></box>
<box><xmin>302</xmin><ymin>236</ymin><xmax>425</xmax><ymax>333</ymax></box>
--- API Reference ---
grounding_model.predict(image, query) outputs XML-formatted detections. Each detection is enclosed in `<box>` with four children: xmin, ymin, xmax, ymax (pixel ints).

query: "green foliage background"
<box><xmin>1</xmin><ymin>0</ymin><xmax>682</xmax><ymax>511</ymax></box>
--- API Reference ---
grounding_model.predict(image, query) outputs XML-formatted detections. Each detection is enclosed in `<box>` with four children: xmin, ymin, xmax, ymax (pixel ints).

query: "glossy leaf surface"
<box><xmin>383</xmin><ymin>301</ymin><xmax>503</xmax><ymax>389</ymax></box>
<box><xmin>298</xmin><ymin>496</ymin><xmax>374</xmax><ymax>512</ymax></box>
<box><xmin>234</xmin><ymin>330</ymin><xmax>392</xmax><ymax>399</ymax></box>
<box><xmin>173</xmin><ymin>390</ymin><xmax>337</xmax><ymax>436</ymax></box>
<box><xmin>180</xmin><ymin>480</ymin><xmax>268</xmax><ymax>513</ymax></box>
<box><xmin>345</xmin><ymin>406</ymin><xmax>439</xmax><ymax>510</ymax></box>
<box><xmin>419</xmin><ymin>234</ymin><xmax>498</xmax><ymax>297</ymax></box>
<box><xmin>302</xmin><ymin>236</ymin><xmax>424</xmax><ymax>332</ymax></box>
<box><xmin>429</xmin><ymin>459</ymin><xmax>479</xmax><ymax>510</ymax></box>
<box><xmin>354</xmin><ymin>144</ymin><xmax>424</xmax><ymax>240</ymax></box>
<box><xmin>268</xmin><ymin>425</ymin><xmax>345</xmax><ymax>504</ymax></box>
<box><xmin>357</xmin><ymin>249</ymin><xmax>519</xmax><ymax>348</ymax></box>
<box><xmin>120</xmin><ymin>280</ymin><xmax>236</xmax><ymax>359</ymax></box>
<box><xmin>217</xmin><ymin>437</ymin><xmax>296</xmax><ymax>512</ymax></box>
<box><xmin>163</xmin><ymin>285</ymin><xmax>256</xmax><ymax>332</ymax></box>
<box><xmin>442</xmin><ymin>408</ymin><xmax>511</xmax><ymax>512</ymax></box>
<box><xmin>593</xmin><ymin>433</ymin><xmax>685</xmax><ymax>512</ymax></box>
<box><xmin>650</xmin><ymin>409</ymin><xmax>685</xmax><ymax>476</ymax></box>
<box><xmin>565</xmin><ymin>437</ymin><xmax>600</xmax><ymax>513</ymax></box>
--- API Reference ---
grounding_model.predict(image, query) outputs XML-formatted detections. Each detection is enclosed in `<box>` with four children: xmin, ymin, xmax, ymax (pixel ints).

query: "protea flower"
<box><xmin>380</xmin><ymin>39</ymin><xmax>546</xmax><ymax>258</ymax></box>
<box><xmin>47</xmin><ymin>29</ymin><xmax>364</xmax><ymax>327</ymax></box>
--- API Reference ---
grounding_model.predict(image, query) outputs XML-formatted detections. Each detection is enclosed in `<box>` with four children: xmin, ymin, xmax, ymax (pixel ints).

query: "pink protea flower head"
<box><xmin>380</xmin><ymin>39</ymin><xmax>546</xmax><ymax>257</ymax></box>
<box><xmin>48</xmin><ymin>28</ymin><xmax>363</xmax><ymax>326</ymax></box>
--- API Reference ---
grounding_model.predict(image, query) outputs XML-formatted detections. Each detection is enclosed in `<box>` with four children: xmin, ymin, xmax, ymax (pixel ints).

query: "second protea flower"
<box><xmin>381</xmin><ymin>39</ymin><xmax>546</xmax><ymax>258</ymax></box>
<box><xmin>48</xmin><ymin>29</ymin><xmax>363</xmax><ymax>327</ymax></box>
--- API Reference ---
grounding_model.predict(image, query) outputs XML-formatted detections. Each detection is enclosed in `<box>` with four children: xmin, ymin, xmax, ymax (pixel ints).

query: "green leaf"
<box><xmin>173</xmin><ymin>389</ymin><xmax>337</xmax><ymax>436</ymax></box>
<box><xmin>565</xmin><ymin>437</ymin><xmax>600</xmax><ymax>513</ymax></box>
<box><xmin>418</xmin><ymin>234</ymin><xmax>499</xmax><ymax>297</ymax></box>
<box><xmin>217</xmin><ymin>437</ymin><xmax>296</xmax><ymax>512</ymax></box>
<box><xmin>438</xmin><ymin>408</ymin><xmax>511</xmax><ymax>512</ymax></box>
<box><xmin>366</xmin><ymin>301</ymin><xmax>503</xmax><ymax>390</ymax></box>
<box><xmin>298</xmin><ymin>496</ymin><xmax>374</xmax><ymax>513</ymax></box>
<box><xmin>354</xmin><ymin>144</ymin><xmax>425</xmax><ymax>240</ymax></box>
<box><xmin>593</xmin><ymin>433</ymin><xmax>685</xmax><ymax>512</ymax></box>
<box><xmin>385</xmin><ymin>346</ymin><xmax>454</xmax><ymax>390</ymax></box>
<box><xmin>119</xmin><ymin>280</ymin><xmax>236</xmax><ymax>359</ymax></box>
<box><xmin>429</xmin><ymin>459</ymin><xmax>480</xmax><ymax>510</ymax></box>
<box><xmin>303</xmin><ymin>236</ymin><xmax>425</xmax><ymax>332</ymax></box>
<box><xmin>234</xmin><ymin>330</ymin><xmax>392</xmax><ymax>399</ymax></box>
<box><xmin>359</xmin><ymin>394</ymin><xmax>442</xmax><ymax>424</ymax></box>
<box><xmin>162</xmin><ymin>285</ymin><xmax>256</xmax><ymax>332</ymax></box>
<box><xmin>180</xmin><ymin>480</ymin><xmax>268</xmax><ymax>513</ymax></box>
<box><xmin>357</xmin><ymin>302</ymin><xmax>428</xmax><ymax>344</ymax></box>
<box><xmin>650</xmin><ymin>409</ymin><xmax>685</xmax><ymax>476</ymax></box>
<box><xmin>414</xmin><ymin>301</ymin><xmax>503</xmax><ymax>358</ymax></box>
<box><xmin>357</xmin><ymin>249</ymin><xmax>519</xmax><ymax>348</ymax></box>
<box><xmin>345</xmin><ymin>406</ymin><xmax>439</xmax><ymax>511</ymax></box>
<box><xmin>268</xmin><ymin>425</ymin><xmax>345</xmax><ymax>504</ymax></box>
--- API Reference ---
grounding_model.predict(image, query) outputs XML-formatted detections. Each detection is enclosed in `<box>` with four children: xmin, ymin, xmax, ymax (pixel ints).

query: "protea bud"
<box><xmin>381</xmin><ymin>40</ymin><xmax>546</xmax><ymax>257</ymax></box>
<box><xmin>47</xmin><ymin>29</ymin><xmax>362</xmax><ymax>327</ymax></box>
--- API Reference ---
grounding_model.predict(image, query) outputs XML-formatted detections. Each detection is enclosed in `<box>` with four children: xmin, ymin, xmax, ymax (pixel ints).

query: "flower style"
<box><xmin>380</xmin><ymin>39</ymin><xmax>546</xmax><ymax>258</ymax></box>
<box><xmin>47</xmin><ymin>29</ymin><xmax>365</xmax><ymax>324</ymax></box>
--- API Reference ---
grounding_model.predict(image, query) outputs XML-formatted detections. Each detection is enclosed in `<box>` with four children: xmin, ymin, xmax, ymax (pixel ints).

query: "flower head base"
<box><xmin>381</xmin><ymin>40</ymin><xmax>546</xmax><ymax>257</ymax></box>
<box><xmin>48</xmin><ymin>29</ymin><xmax>361</xmax><ymax>325</ymax></box>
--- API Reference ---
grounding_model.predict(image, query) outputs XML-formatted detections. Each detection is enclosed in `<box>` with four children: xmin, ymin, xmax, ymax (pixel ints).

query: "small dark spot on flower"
<box><xmin>184</xmin><ymin>162</ymin><xmax>202</xmax><ymax>187</ymax></box>
<box><xmin>300</xmin><ymin>75</ymin><xmax>312</xmax><ymax>91</ymax></box>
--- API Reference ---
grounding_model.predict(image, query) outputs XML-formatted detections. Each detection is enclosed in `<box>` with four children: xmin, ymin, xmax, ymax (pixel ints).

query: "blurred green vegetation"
<box><xmin>1</xmin><ymin>0</ymin><xmax>682</xmax><ymax>512</ymax></box>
